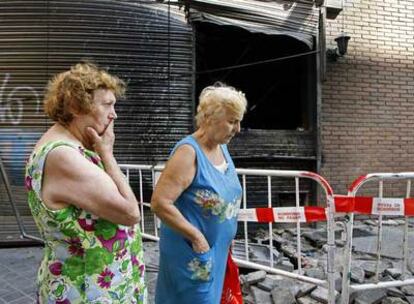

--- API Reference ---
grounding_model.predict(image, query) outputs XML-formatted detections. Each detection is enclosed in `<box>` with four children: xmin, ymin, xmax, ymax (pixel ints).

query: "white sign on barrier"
<box><xmin>274</xmin><ymin>207</ymin><xmax>306</xmax><ymax>223</ymax></box>
<box><xmin>372</xmin><ymin>198</ymin><xmax>404</xmax><ymax>215</ymax></box>
<box><xmin>237</xmin><ymin>209</ymin><xmax>258</xmax><ymax>222</ymax></box>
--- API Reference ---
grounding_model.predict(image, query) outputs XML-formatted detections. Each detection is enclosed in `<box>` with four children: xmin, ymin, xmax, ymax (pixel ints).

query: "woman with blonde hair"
<box><xmin>25</xmin><ymin>62</ymin><xmax>146</xmax><ymax>303</ymax></box>
<box><xmin>151</xmin><ymin>83</ymin><xmax>247</xmax><ymax>304</ymax></box>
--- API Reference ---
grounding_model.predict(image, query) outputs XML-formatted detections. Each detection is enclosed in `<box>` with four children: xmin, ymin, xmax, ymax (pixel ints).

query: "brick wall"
<box><xmin>321</xmin><ymin>0</ymin><xmax>414</xmax><ymax>195</ymax></box>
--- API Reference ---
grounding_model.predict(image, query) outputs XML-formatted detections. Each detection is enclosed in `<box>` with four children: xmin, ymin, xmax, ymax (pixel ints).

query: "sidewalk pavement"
<box><xmin>0</xmin><ymin>243</ymin><xmax>158</xmax><ymax>304</ymax></box>
<box><xmin>0</xmin><ymin>246</ymin><xmax>40</xmax><ymax>304</ymax></box>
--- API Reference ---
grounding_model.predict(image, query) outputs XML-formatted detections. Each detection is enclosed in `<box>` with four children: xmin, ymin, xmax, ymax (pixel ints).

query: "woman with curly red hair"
<box><xmin>25</xmin><ymin>62</ymin><xmax>147</xmax><ymax>303</ymax></box>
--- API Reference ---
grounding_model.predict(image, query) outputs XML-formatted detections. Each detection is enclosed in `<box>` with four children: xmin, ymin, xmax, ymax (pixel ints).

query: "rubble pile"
<box><xmin>235</xmin><ymin>219</ymin><xmax>414</xmax><ymax>304</ymax></box>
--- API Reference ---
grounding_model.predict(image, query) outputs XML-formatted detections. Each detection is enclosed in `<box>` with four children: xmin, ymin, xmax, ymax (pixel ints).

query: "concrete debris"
<box><xmin>251</xmin><ymin>285</ymin><xmax>272</xmax><ymax>303</ymax></box>
<box><xmin>236</xmin><ymin>220</ymin><xmax>414</xmax><ymax>304</ymax></box>
<box><xmin>353</xmin><ymin>288</ymin><xmax>387</xmax><ymax>304</ymax></box>
<box><xmin>382</xmin><ymin>298</ymin><xmax>410</xmax><ymax>304</ymax></box>
<box><xmin>310</xmin><ymin>286</ymin><xmax>339</xmax><ymax>304</ymax></box>
<box><xmin>406</xmin><ymin>296</ymin><xmax>414</xmax><ymax>304</ymax></box>
<box><xmin>270</xmin><ymin>286</ymin><xmax>297</xmax><ymax>304</ymax></box>
<box><xmin>352</xmin><ymin>226</ymin><xmax>414</xmax><ymax>259</ymax></box>
<box><xmin>385</xmin><ymin>268</ymin><xmax>403</xmax><ymax>279</ymax></box>
<box><xmin>257</xmin><ymin>277</ymin><xmax>279</xmax><ymax>291</ymax></box>
<box><xmin>359</xmin><ymin>260</ymin><xmax>392</xmax><ymax>277</ymax></box>
<box><xmin>387</xmin><ymin>287</ymin><xmax>406</xmax><ymax>298</ymax></box>
<box><xmin>245</xmin><ymin>270</ymin><xmax>267</xmax><ymax>284</ymax></box>
<box><xmin>350</xmin><ymin>266</ymin><xmax>366</xmax><ymax>283</ymax></box>
<box><xmin>305</xmin><ymin>267</ymin><xmax>326</xmax><ymax>280</ymax></box>
<box><xmin>401</xmin><ymin>285</ymin><xmax>414</xmax><ymax>296</ymax></box>
<box><xmin>297</xmin><ymin>296</ymin><xmax>323</xmax><ymax>304</ymax></box>
<box><xmin>143</xmin><ymin>241</ymin><xmax>160</xmax><ymax>272</ymax></box>
<box><xmin>250</xmin><ymin>244</ymin><xmax>281</xmax><ymax>266</ymax></box>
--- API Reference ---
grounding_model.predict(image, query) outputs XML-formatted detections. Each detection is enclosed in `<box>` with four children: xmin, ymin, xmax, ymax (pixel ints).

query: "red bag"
<box><xmin>221</xmin><ymin>250</ymin><xmax>243</xmax><ymax>304</ymax></box>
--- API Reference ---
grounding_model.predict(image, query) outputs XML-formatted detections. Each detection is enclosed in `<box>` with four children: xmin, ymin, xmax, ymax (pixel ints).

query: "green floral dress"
<box><xmin>25</xmin><ymin>141</ymin><xmax>147</xmax><ymax>304</ymax></box>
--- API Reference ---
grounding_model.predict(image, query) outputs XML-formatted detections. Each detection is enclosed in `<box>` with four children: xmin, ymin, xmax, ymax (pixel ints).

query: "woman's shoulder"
<box><xmin>27</xmin><ymin>136</ymin><xmax>88</xmax><ymax>177</ymax></box>
<box><xmin>175</xmin><ymin>135</ymin><xmax>196</xmax><ymax>147</ymax></box>
<box><xmin>36</xmin><ymin>139</ymin><xmax>78</xmax><ymax>151</ymax></box>
<box><xmin>31</xmin><ymin>140</ymin><xmax>79</xmax><ymax>163</ymax></box>
<box><xmin>33</xmin><ymin>124</ymin><xmax>80</xmax><ymax>152</ymax></box>
<box><xmin>171</xmin><ymin>135</ymin><xmax>198</xmax><ymax>155</ymax></box>
<box><xmin>173</xmin><ymin>143</ymin><xmax>196</xmax><ymax>158</ymax></box>
<box><xmin>33</xmin><ymin>126</ymin><xmax>79</xmax><ymax>156</ymax></box>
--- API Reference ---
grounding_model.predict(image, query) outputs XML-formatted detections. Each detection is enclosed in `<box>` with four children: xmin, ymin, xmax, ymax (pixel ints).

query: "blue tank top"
<box><xmin>155</xmin><ymin>135</ymin><xmax>242</xmax><ymax>304</ymax></box>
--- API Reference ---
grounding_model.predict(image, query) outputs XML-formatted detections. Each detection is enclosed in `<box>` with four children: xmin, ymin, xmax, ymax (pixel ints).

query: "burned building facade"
<box><xmin>1</xmin><ymin>0</ymin><xmax>413</xmax><ymax>233</ymax></box>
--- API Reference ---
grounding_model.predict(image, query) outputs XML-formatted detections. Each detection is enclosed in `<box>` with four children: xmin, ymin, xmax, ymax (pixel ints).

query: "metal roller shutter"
<box><xmin>0</xmin><ymin>0</ymin><xmax>193</xmax><ymax>220</ymax></box>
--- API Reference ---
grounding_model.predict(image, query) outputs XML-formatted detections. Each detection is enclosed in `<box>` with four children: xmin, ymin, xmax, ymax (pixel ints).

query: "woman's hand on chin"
<box><xmin>86</xmin><ymin>120</ymin><xmax>115</xmax><ymax>156</ymax></box>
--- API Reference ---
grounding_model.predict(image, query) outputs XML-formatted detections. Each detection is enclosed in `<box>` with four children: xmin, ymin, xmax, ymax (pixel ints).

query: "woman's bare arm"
<box><xmin>42</xmin><ymin>148</ymin><xmax>139</xmax><ymax>226</ymax></box>
<box><xmin>42</xmin><ymin>121</ymin><xmax>140</xmax><ymax>226</ymax></box>
<box><xmin>151</xmin><ymin>145</ymin><xmax>210</xmax><ymax>253</ymax></box>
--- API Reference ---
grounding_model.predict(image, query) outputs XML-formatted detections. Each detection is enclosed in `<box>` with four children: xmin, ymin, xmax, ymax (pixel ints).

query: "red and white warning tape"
<box><xmin>334</xmin><ymin>196</ymin><xmax>414</xmax><ymax>216</ymax></box>
<box><xmin>238</xmin><ymin>196</ymin><xmax>414</xmax><ymax>223</ymax></box>
<box><xmin>238</xmin><ymin>206</ymin><xmax>327</xmax><ymax>223</ymax></box>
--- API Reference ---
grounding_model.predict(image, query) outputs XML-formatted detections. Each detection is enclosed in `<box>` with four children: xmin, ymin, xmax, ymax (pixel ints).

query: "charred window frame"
<box><xmin>194</xmin><ymin>22</ymin><xmax>316</xmax><ymax>131</ymax></box>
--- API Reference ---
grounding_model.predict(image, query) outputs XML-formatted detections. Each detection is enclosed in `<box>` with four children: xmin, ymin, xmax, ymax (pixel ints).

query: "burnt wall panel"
<box><xmin>0</xmin><ymin>0</ymin><xmax>193</xmax><ymax>216</ymax></box>
<box><xmin>231</xmin><ymin>130</ymin><xmax>315</xmax><ymax>159</ymax></box>
<box><xmin>229</xmin><ymin>129</ymin><xmax>317</xmax><ymax>207</ymax></box>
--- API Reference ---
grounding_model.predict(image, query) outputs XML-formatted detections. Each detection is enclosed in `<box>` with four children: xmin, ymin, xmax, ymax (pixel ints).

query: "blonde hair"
<box><xmin>44</xmin><ymin>62</ymin><xmax>125</xmax><ymax>125</ymax></box>
<box><xmin>195</xmin><ymin>83</ymin><xmax>247</xmax><ymax>128</ymax></box>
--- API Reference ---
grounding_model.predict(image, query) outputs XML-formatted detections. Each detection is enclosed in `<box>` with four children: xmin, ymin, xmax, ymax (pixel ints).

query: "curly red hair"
<box><xmin>44</xmin><ymin>62</ymin><xmax>125</xmax><ymax>125</ymax></box>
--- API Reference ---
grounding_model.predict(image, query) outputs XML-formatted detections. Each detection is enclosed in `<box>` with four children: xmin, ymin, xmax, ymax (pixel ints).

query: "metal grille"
<box><xmin>0</xmin><ymin>0</ymin><xmax>193</xmax><ymax>217</ymax></box>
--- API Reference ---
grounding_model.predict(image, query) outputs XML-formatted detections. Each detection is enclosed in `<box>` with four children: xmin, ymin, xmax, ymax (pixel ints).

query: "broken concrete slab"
<box><xmin>305</xmin><ymin>267</ymin><xmax>326</xmax><ymax>280</ymax></box>
<box><xmin>381</xmin><ymin>297</ymin><xmax>409</xmax><ymax>304</ymax></box>
<box><xmin>275</xmin><ymin>258</ymin><xmax>295</xmax><ymax>272</ymax></box>
<box><xmin>245</xmin><ymin>270</ymin><xmax>267</xmax><ymax>284</ymax></box>
<box><xmin>270</xmin><ymin>286</ymin><xmax>296</xmax><ymax>304</ymax></box>
<box><xmin>250</xmin><ymin>243</ymin><xmax>281</xmax><ymax>267</ymax></box>
<box><xmin>303</xmin><ymin>230</ymin><xmax>327</xmax><ymax>248</ymax></box>
<box><xmin>257</xmin><ymin>277</ymin><xmax>278</xmax><ymax>292</ymax></box>
<box><xmin>351</xmin><ymin>265</ymin><xmax>366</xmax><ymax>283</ymax></box>
<box><xmin>352</xmin><ymin>226</ymin><xmax>414</xmax><ymax>259</ymax></box>
<box><xmin>385</xmin><ymin>268</ymin><xmax>403</xmax><ymax>279</ymax></box>
<box><xmin>263</xmin><ymin>275</ymin><xmax>300</xmax><ymax>296</ymax></box>
<box><xmin>386</xmin><ymin>287</ymin><xmax>406</xmax><ymax>298</ymax></box>
<box><xmin>258</xmin><ymin>274</ymin><xmax>316</xmax><ymax>298</ymax></box>
<box><xmin>236</xmin><ymin>220</ymin><xmax>414</xmax><ymax>304</ymax></box>
<box><xmin>251</xmin><ymin>286</ymin><xmax>272</xmax><ymax>304</ymax></box>
<box><xmin>401</xmin><ymin>285</ymin><xmax>414</xmax><ymax>296</ymax></box>
<box><xmin>353</xmin><ymin>288</ymin><xmax>387</xmax><ymax>304</ymax></box>
<box><xmin>359</xmin><ymin>260</ymin><xmax>391</xmax><ymax>277</ymax></box>
<box><xmin>296</xmin><ymin>281</ymin><xmax>318</xmax><ymax>298</ymax></box>
<box><xmin>309</xmin><ymin>286</ymin><xmax>339</xmax><ymax>304</ymax></box>
<box><xmin>405</xmin><ymin>296</ymin><xmax>414</xmax><ymax>304</ymax></box>
<box><xmin>297</xmin><ymin>296</ymin><xmax>322</xmax><ymax>304</ymax></box>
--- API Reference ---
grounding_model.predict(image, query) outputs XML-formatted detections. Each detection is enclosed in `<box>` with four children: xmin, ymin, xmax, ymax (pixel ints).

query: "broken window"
<box><xmin>194</xmin><ymin>22</ymin><xmax>316</xmax><ymax>131</ymax></box>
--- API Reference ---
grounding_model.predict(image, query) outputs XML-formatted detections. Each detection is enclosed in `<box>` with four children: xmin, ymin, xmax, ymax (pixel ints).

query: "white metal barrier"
<box><xmin>120</xmin><ymin>164</ymin><xmax>338</xmax><ymax>304</ymax></box>
<box><xmin>120</xmin><ymin>164</ymin><xmax>160</xmax><ymax>242</ymax></box>
<box><xmin>235</xmin><ymin>169</ymin><xmax>336</xmax><ymax>304</ymax></box>
<box><xmin>339</xmin><ymin>173</ymin><xmax>414</xmax><ymax>304</ymax></box>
